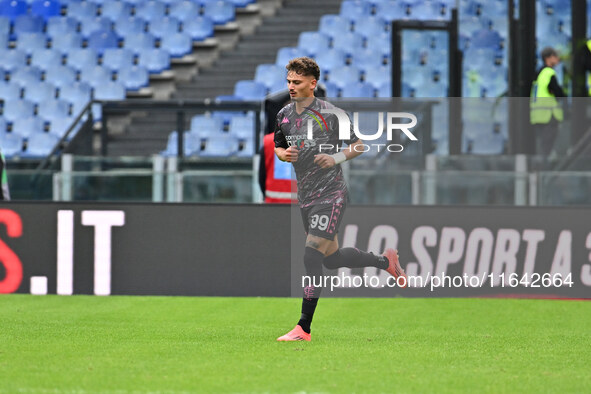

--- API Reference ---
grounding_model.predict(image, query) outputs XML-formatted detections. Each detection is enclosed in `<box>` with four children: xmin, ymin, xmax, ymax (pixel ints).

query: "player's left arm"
<box><xmin>314</xmin><ymin>139</ymin><xmax>364</xmax><ymax>169</ymax></box>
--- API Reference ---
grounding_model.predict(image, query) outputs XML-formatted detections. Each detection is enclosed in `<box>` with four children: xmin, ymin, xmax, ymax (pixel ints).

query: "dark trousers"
<box><xmin>535</xmin><ymin>118</ymin><xmax>560</xmax><ymax>156</ymax></box>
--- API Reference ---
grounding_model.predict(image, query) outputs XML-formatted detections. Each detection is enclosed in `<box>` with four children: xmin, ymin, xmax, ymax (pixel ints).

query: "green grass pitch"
<box><xmin>0</xmin><ymin>295</ymin><xmax>589</xmax><ymax>393</ymax></box>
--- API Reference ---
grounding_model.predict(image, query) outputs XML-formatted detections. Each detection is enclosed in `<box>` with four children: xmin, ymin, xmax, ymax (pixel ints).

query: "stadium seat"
<box><xmin>340</xmin><ymin>0</ymin><xmax>372</xmax><ymax>18</ymax></box>
<box><xmin>322</xmin><ymin>81</ymin><xmax>340</xmax><ymax>97</ymax></box>
<box><xmin>30</xmin><ymin>48</ymin><xmax>63</xmax><ymax>70</ymax></box>
<box><xmin>297</xmin><ymin>31</ymin><xmax>330</xmax><ymax>57</ymax></box>
<box><xmin>169</xmin><ymin>1</ymin><xmax>200</xmax><ymax>23</ymax></box>
<box><xmin>203</xmin><ymin>1</ymin><xmax>235</xmax><ymax>25</ymax></box>
<box><xmin>123</xmin><ymin>32</ymin><xmax>156</xmax><ymax>54</ymax></box>
<box><xmin>254</xmin><ymin>64</ymin><xmax>286</xmax><ymax>89</ymax></box>
<box><xmin>199</xmin><ymin>133</ymin><xmax>238</xmax><ymax>157</ymax></box>
<box><xmin>341</xmin><ymin>81</ymin><xmax>375</xmax><ymax>98</ymax></box>
<box><xmin>375</xmin><ymin>0</ymin><xmax>408</xmax><ymax>21</ymax></box>
<box><xmin>2</xmin><ymin>99</ymin><xmax>35</xmax><ymax>122</ymax></box>
<box><xmin>228</xmin><ymin>115</ymin><xmax>253</xmax><ymax>140</ymax></box>
<box><xmin>351</xmin><ymin>49</ymin><xmax>385</xmax><ymax>71</ymax></box>
<box><xmin>114</xmin><ymin>16</ymin><xmax>147</xmax><ymax>37</ymax></box>
<box><xmin>22</xmin><ymin>132</ymin><xmax>60</xmax><ymax>158</ymax></box>
<box><xmin>80</xmin><ymin>65</ymin><xmax>113</xmax><ymax>87</ymax></box>
<box><xmin>313</xmin><ymin>48</ymin><xmax>348</xmax><ymax>73</ymax></box>
<box><xmin>319</xmin><ymin>15</ymin><xmax>351</xmax><ymax>36</ymax></box>
<box><xmin>234</xmin><ymin>80</ymin><xmax>267</xmax><ymax>100</ymax></box>
<box><xmin>100</xmin><ymin>0</ymin><xmax>132</xmax><ymax>21</ymax></box>
<box><xmin>353</xmin><ymin>16</ymin><xmax>388</xmax><ymax>39</ymax></box>
<box><xmin>377</xmin><ymin>81</ymin><xmax>391</xmax><ymax>98</ymax></box>
<box><xmin>10</xmin><ymin>66</ymin><xmax>43</xmax><ymax>88</ymax></box>
<box><xmin>12</xmin><ymin>116</ymin><xmax>45</xmax><ymax>138</ymax></box>
<box><xmin>44</xmin><ymin>64</ymin><xmax>78</xmax><ymax>88</ymax></box>
<box><xmin>190</xmin><ymin>115</ymin><xmax>223</xmax><ymax>136</ymax></box>
<box><xmin>137</xmin><ymin>48</ymin><xmax>170</xmax><ymax>74</ymax></box>
<box><xmin>93</xmin><ymin>80</ymin><xmax>125</xmax><ymax>101</ymax></box>
<box><xmin>66</xmin><ymin>48</ymin><xmax>98</xmax><ymax>71</ymax></box>
<box><xmin>183</xmin><ymin>16</ymin><xmax>214</xmax><ymax>41</ymax></box>
<box><xmin>102</xmin><ymin>48</ymin><xmax>135</xmax><ymax>72</ymax></box>
<box><xmin>364</xmin><ymin>65</ymin><xmax>390</xmax><ymax>89</ymax></box>
<box><xmin>0</xmin><ymin>81</ymin><xmax>22</xmax><ymax>101</ymax></box>
<box><xmin>46</xmin><ymin>16</ymin><xmax>78</xmax><ymax>38</ymax></box>
<box><xmin>160</xmin><ymin>32</ymin><xmax>192</xmax><ymax>57</ymax></box>
<box><xmin>117</xmin><ymin>65</ymin><xmax>149</xmax><ymax>90</ymax></box>
<box><xmin>86</xmin><ymin>29</ymin><xmax>120</xmax><ymax>54</ymax></box>
<box><xmin>66</xmin><ymin>1</ymin><xmax>98</xmax><ymax>20</ymax></box>
<box><xmin>48</xmin><ymin>116</ymin><xmax>76</xmax><ymax>139</ymax></box>
<box><xmin>14</xmin><ymin>33</ymin><xmax>48</xmax><ymax>55</ymax></box>
<box><xmin>326</xmin><ymin>65</ymin><xmax>362</xmax><ymax>88</ymax></box>
<box><xmin>38</xmin><ymin>99</ymin><xmax>71</xmax><ymax>121</ymax></box>
<box><xmin>51</xmin><ymin>32</ymin><xmax>83</xmax><ymax>54</ymax></box>
<box><xmin>135</xmin><ymin>1</ymin><xmax>166</xmax><ymax>23</ymax></box>
<box><xmin>31</xmin><ymin>0</ymin><xmax>62</xmax><ymax>20</ymax></box>
<box><xmin>276</xmin><ymin>47</ymin><xmax>308</xmax><ymax>66</ymax></box>
<box><xmin>470</xmin><ymin>29</ymin><xmax>502</xmax><ymax>49</ymax></box>
<box><xmin>0</xmin><ymin>0</ymin><xmax>27</xmax><ymax>22</ymax></box>
<box><xmin>409</xmin><ymin>0</ymin><xmax>446</xmax><ymax>21</ymax></box>
<box><xmin>13</xmin><ymin>14</ymin><xmax>45</xmax><ymax>36</ymax></box>
<box><xmin>0</xmin><ymin>15</ymin><xmax>8</xmax><ymax>37</ymax></box>
<box><xmin>161</xmin><ymin>131</ymin><xmax>195</xmax><ymax>157</ymax></box>
<box><xmin>148</xmin><ymin>16</ymin><xmax>181</xmax><ymax>39</ymax></box>
<box><xmin>0</xmin><ymin>132</ymin><xmax>23</xmax><ymax>157</ymax></box>
<box><xmin>23</xmin><ymin>81</ymin><xmax>57</xmax><ymax>104</ymax></box>
<box><xmin>0</xmin><ymin>48</ymin><xmax>27</xmax><ymax>72</ymax></box>
<box><xmin>59</xmin><ymin>82</ymin><xmax>92</xmax><ymax>115</ymax></box>
<box><xmin>80</xmin><ymin>17</ymin><xmax>114</xmax><ymax>38</ymax></box>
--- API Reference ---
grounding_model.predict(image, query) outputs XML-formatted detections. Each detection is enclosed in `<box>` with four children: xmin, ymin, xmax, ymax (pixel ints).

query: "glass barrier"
<box><xmin>67</xmin><ymin>171</ymin><xmax>155</xmax><ymax>202</ymax></box>
<box><xmin>348</xmin><ymin>170</ymin><xmax>414</xmax><ymax>205</ymax></box>
<box><xmin>421</xmin><ymin>171</ymin><xmax>528</xmax><ymax>205</ymax></box>
<box><xmin>538</xmin><ymin>172</ymin><xmax>591</xmax><ymax>206</ymax></box>
<box><xmin>6</xmin><ymin>170</ymin><xmax>55</xmax><ymax>200</ymax></box>
<box><xmin>181</xmin><ymin>171</ymin><xmax>253</xmax><ymax>203</ymax></box>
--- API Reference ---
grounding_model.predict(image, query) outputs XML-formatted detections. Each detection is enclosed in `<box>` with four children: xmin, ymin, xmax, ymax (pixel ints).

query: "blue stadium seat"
<box><xmin>48</xmin><ymin>116</ymin><xmax>76</xmax><ymax>138</ymax></box>
<box><xmin>254</xmin><ymin>63</ymin><xmax>286</xmax><ymax>89</ymax></box>
<box><xmin>377</xmin><ymin>81</ymin><xmax>391</xmax><ymax>98</ymax></box>
<box><xmin>30</xmin><ymin>48</ymin><xmax>63</xmax><ymax>70</ymax></box>
<box><xmin>117</xmin><ymin>65</ymin><xmax>149</xmax><ymax>90</ymax></box>
<box><xmin>364</xmin><ymin>65</ymin><xmax>390</xmax><ymax>89</ymax></box>
<box><xmin>190</xmin><ymin>115</ymin><xmax>223</xmax><ymax>136</ymax></box>
<box><xmin>0</xmin><ymin>49</ymin><xmax>27</xmax><ymax>72</ymax></box>
<box><xmin>80</xmin><ymin>16</ymin><xmax>114</xmax><ymax>38</ymax></box>
<box><xmin>114</xmin><ymin>16</ymin><xmax>147</xmax><ymax>37</ymax></box>
<box><xmin>199</xmin><ymin>133</ymin><xmax>238</xmax><ymax>157</ymax></box>
<box><xmin>22</xmin><ymin>132</ymin><xmax>60</xmax><ymax>158</ymax></box>
<box><xmin>326</xmin><ymin>65</ymin><xmax>361</xmax><ymax>88</ymax></box>
<box><xmin>148</xmin><ymin>16</ymin><xmax>181</xmax><ymax>39</ymax></box>
<box><xmin>183</xmin><ymin>16</ymin><xmax>214</xmax><ymax>41</ymax></box>
<box><xmin>160</xmin><ymin>32</ymin><xmax>192</xmax><ymax>57</ymax></box>
<box><xmin>203</xmin><ymin>1</ymin><xmax>235</xmax><ymax>25</ymax></box>
<box><xmin>80</xmin><ymin>65</ymin><xmax>112</xmax><ymax>87</ymax></box>
<box><xmin>137</xmin><ymin>48</ymin><xmax>170</xmax><ymax>73</ymax></box>
<box><xmin>0</xmin><ymin>15</ymin><xmax>8</xmax><ymax>36</ymax></box>
<box><xmin>102</xmin><ymin>48</ymin><xmax>134</xmax><ymax>72</ymax></box>
<box><xmin>331</xmin><ymin>31</ymin><xmax>365</xmax><ymax>55</ymax></box>
<box><xmin>44</xmin><ymin>64</ymin><xmax>78</xmax><ymax>88</ymax></box>
<box><xmin>313</xmin><ymin>48</ymin><xmax>348</xmax><ymax>73</ymax></box>
<box><xmin>93</xmin><ymin>81</ymin><xmax>126</xmax><ymax>120</ymax></box>
<box><xmin>13</xmin><ymin>14</ymin><xmax>45</xmax><ymax>36</ymax></box>
<box><xmin>31</xmin><ymin>0</ymin><xmax>62</xmax><ymax>20</ymax></box>
<box><xmin>322</xmin><ymin>81</ymin><xmax>340</xmax><ymax>97</ymax></box>
<box><xmin>0</xmin><ymin>132</ymin><xmax>23</xmax><ymax>157</ymax></box>
<box><xmin>87</xmin><ymin>29</ymin><xmax>120</xmax><ymax>54</ymax></box>
<box><xmin>297</xmin><ymin>31</ymin><xmax>330</xmax><ymax>57</ymax></box>
<box><xmin>228</xmin><ymin>115</ymin><xmax>253</xmax><ymax>140</ymax></box>
<box><xmin>341</xmin><ymin>81</ymin><xmax>375</xmax><ymax>98</ymax></box>
<box><xmin>66</xmin><ymin>48</ymin><xmax>98</xmax><ymax>71</ymax></box>
<box><xmin>101</xmin><ymin>0</ymin><xmax>132</xmax><ymax>21</ymax></box>
<box><xmin>66</xmin><ymin>1</ymin><xmax>98</xmax><ymax>20</ymax></box>
<box><xmin>59</xmin><ymin>82</ymin><xmax>92</xmax><ymax>115</ymax></box>
<box><xmin>410</xmin><ymin>0</ymin><xmax>446</xmax><ymax>21</ymax></box>
<box><xmin>340</xmin><ymin>0</ymin><xmax>372</xmax><ymax>18</ymax></box>
<box><xmin>2</xmin><ymin>99</ymin><xmax>35</xmax><ymax>122</ymax></box>
<box><xmin>351</xmin><ymin>48</ymin><xmax>385</xmax><ymax>71</ymax></box>
<box><xmin>51</xmin><ymin>32</ymin><xmax>83</xmax><ymax>53</ymax></box>
<box><xmin>169</xmin><ymin>1</ymin><xmax>200</xmax><ymax>23</ymax></box>
<box><xmin>275</xmin><ymin>47</ymin><xmax>308</xmax><ymax>66</ymax></box>
<box><xmin>161</xmin><ymin>131</ymin><xmax>190</xmax><ymax>156</ymax></box>
<box><xmin>234</xmin><ymin>80</ymin><xmax>267</xmax><ymax>100</ymax></box>
<box><xmin>0</xmin><ymin>0</ymin><xmax>27</xmax><ymax>22</ymax></box>
<box><xmin>0</xmin><ymin>81</ymin><xmax>21</xmax><ymax>101</ymax></box>
<box><xmin>319</xmin><ymin>15</ymin><xmax>351</xmax><ymax>36</ymax></box>
<box><xmin>12</xmin><ymin>116</ymin><xmax>45</xmax><ymax>138</ymax></box>
<box><xmin>15</xmin><ymin>33</ymin><xmax>48</xmax><ymax>54</ymax></box>
<box><xmin>135</xmin><ymin>1</ymin><xmax>166</xmax><ymax>23</ymax></box>
<box><xmin>46</xmin><ymin>16</ymin><xmax>78</xmax><ymax>38</ymax></box>
<box><xmin>10</xmin><ymin>66</ymin><xmax>43</xmax><ymax>87</ymax></box>
<box><xmin>375</xmin><ymin>0</ymin><xmax>408</xmax><ymax>21</ymax></box>
<box><xmin>23</xmin><ymin>81</ymin><xmax>57</xmax><ymax>104</ymax></box>
<box><xmin>123</xmin><ymin>32</ymin><xmax>156</xmax><ymax>54</ymax></box>
<box><xmin>353</xmin><ymin>16</ymin><xmax>387</xmax><ymax>39</ymax></box>
<box><xmin>236</xmin><ymin>138</ymin><xmax>254</xmax><ymax>157</ymax></box>
<box><xmin>38</xmin><ymin>99</ymin><xmax>71</xmax><ymax>121</ymax></box>
<box><xmin>470</xmin><ymin>29</ymin><xmax>502</xmax><ymax>49</ymax></box>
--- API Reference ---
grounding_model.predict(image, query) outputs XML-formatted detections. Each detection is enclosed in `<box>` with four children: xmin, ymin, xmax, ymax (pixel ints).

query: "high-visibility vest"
<box><xmin>263</xmin><ymin>133</ymin><xmax>297</xmax><ymax>204</ymax></box>
<box><xmin>530</xmin><ymin>66</ymin><xmax>564</xmax><ymax>124</ymax></box>
<box><xmin>587</xmin><ymin>40</ymin><xmax>591</xmax><ymax>96</ymax></box>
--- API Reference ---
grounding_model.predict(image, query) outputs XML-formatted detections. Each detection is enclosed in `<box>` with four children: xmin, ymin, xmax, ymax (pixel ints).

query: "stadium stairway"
<box><xmin>107</xmin><ymin>0</ymin><xmax>344</xmax><ymax>157</ymax></box>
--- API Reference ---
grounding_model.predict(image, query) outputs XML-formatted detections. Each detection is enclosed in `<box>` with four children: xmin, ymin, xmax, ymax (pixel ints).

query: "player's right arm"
<box><xmin>273</xmin><ymin>112</ymin><xmax>299</xmax><ymax>162</ymax></box>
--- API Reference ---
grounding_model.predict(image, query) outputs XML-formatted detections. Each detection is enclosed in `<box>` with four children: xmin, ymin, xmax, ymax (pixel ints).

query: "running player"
<box><xmin>274</xmin><ymin>57</ymin><xmax>406</xmax><ymax>342</ymax></box>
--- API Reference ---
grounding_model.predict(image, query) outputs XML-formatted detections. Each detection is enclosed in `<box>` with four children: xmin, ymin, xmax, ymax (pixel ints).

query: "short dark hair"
<box><xmin>286</xmin><ymin>57</ymin><xmax>320</xmax><ymax>81</ymax></box>
<box><xmin>541</xmin><ymin>47</ymin><xmax>558</xmax><ymax>61</ymax></box>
